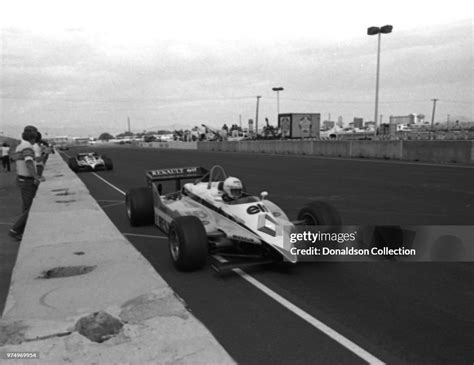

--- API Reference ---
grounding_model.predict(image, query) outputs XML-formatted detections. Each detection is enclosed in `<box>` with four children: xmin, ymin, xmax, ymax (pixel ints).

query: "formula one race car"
<box><xmin>68</xmin><ymin>152</ymin><xmax>113</xmax><ymax>172</ymax></box>
<box><xmin>125</xmin><ymin>165</ymin><xmax>341</xmax><ymax>272</ymax></box>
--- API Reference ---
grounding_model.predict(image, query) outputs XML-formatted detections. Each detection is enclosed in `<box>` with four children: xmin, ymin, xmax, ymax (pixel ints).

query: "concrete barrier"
<box><xmin>0</xmin><ymin>153</ymin><xmax>234</xmax><ymax>364</ymax></box>
<box><xmin>196</xmin><ymin>140</ymin><xmax>474</xmax><ymax>164</ymax></box>
<box><xmin>312</xmin><ymin>141</ymin><xmax>351</xmax><ymax>157</ymax></box>
<box><xmin>402</xmin><ymin>141</ymin><xmax>474</xmax><ymax>163</ymax></box>
<box><xmin>223</xmin><ymin>141</ymin><xmax>238</xmax><ymax>153</ymax></box>
<box><xmin>300</xmin><ymin>140</ymin><xmax>314</xmax><ymax>155</ymax></box>
<box><xmin>278</xmin><ymin>141</ymin><xmax>292</xmax><ymax>154</ymax></box>
<box><xmin>256</xmin><ymin>140</ymin><xmax>270</xmax><ymax>153</ymax></box>
<box><xmin>351</xmin><ymin>140</ymin><xmax>402</xmax><ymax>160</ymax></box>
<box><xmin>197</xmin><ymin>141</ymin><xmax>212</xmax><ymax>151</ymax></box>
<box><xmin>138</xmin><ymin>141</ymin><xmax>197</xmax><ymax>150</ymax></box>
<box><xmin>237</xmin><ymin>141</ymin><xmax>248</xmax><ymax>153</ymax></box>
<box><xmin>207</xmin><ymin>142</ymin><xmax>221</xmax><ymax>152</ymax></box>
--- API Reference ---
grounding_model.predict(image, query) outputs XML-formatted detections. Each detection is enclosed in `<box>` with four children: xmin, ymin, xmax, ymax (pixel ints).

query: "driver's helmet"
<box><xmin>223</xmin><ymin>177</ymin><xmax>243</xmax><ymax>199</ymax></box>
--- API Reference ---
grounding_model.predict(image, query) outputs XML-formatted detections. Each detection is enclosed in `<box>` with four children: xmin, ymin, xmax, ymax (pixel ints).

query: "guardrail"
<box><xmin>197</xmin><ymin>140</ymin><xmax>474</xmax><ymax>164</ymax></box>
<box><xmin>0</xmin><ymin>152</ymin><xmax>233</xmax><ymax>363</ymax></box>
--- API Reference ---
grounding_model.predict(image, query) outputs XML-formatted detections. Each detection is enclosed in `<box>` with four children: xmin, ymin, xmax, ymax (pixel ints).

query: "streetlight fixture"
<box><xmin>367</xmin><ymin>25</ymin><xmax>393</xmax><ymax>134</ymax></box>
<box><xmin>272</xmin><ymin>87</ymin><xmax>284</xmax><ymax>125</ymax></box>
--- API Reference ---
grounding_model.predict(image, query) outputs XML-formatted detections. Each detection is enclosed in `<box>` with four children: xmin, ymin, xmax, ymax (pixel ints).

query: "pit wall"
<box><xmin>197</xmin><ymin>140</ymin><xmax>474</xmax><ymax>164</ymax></box>
<box><xmin>0</xmin><ymin>152</ymin><xmax>233</xmax><ymax>364</ymax></box>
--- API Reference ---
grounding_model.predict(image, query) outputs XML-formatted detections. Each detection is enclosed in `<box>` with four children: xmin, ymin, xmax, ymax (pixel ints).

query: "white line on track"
<box><xmin>92</xmin><ymin>171</ymin><xmax>385</xmax><ymax>365</ymax></box>
<box><xmin>100</xmin><ymin>202</ymin><xmax>125</xmax><ymax>209</ymax></box>
<box><xmin>91</xmin><ymin>172</ymin><xmax>126</xmax><ymax>195</ymax></box>
<box><xmin>214</xmin><ymin>254</ymin><xmax>384</xmax><ymax>364</ymax></box>
<box><xmin>123</xmin><ymin>233</ymin><xmax>167</xmax><ymax>239</ymax></box>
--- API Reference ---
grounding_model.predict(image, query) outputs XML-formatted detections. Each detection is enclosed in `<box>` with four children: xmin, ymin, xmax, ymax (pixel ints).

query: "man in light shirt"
<box><xmin>9</xmin><ymin>126</ymin><xmax>45</xmax><ymax>241</ymax></box>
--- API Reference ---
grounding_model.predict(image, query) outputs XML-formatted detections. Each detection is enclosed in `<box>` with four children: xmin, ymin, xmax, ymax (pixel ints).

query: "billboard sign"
<box><xmin>278</xmin><ymin>113</ymin><xmax>320</xmax><ymax>138</ymax></box>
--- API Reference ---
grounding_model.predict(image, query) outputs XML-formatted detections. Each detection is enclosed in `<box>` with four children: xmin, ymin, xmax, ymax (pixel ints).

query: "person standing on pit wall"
<box><xmin>1</xmin><ymin>142</ymin><xmax>11</xmax><ymax>172</ymax></box>
<box><xmin>40</xmin><ymin>139</ymin><xmax>54</xmax><ymax>163</ymax></box>
<box><xmin>25</xmin><ymin>126</ymin><xmax>48</xmax><ymax>175</ymax></box>
<box><xmin>9</xmin><ymin>127</ymin><xmax>45</xmax><ymax>241</ymax></box>
<box><xmin>33</xmin><ymin>131</ymin><xmax>45</xmax><ymax>176</ymax></box>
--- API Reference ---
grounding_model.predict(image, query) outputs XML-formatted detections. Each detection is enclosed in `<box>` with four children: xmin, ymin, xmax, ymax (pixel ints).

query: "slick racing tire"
<box><xmin>125</xmin><ymin>187</ymin><xmax>154</xmax><ymax>226</ymax></box>
<box><xmin>168</xmin><ymin>216</ymin><xmax>208</xmax><ymax>271</ymax></box>
<box><xmin>297</xmin><ymin>200</ymin><xmax>342</xmax><ymax>226</ymax></box>
<box><xmin>68</xmin><ymin>158</ymin><xmax>79</xmax><ymax>172</ymax></box>
<box><xmin>103</xmin><ymin>157</ymin><xmax>114</xmax><ymax>170</ymax></box>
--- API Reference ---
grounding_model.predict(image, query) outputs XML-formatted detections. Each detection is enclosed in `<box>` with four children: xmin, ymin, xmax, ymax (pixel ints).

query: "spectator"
<box><xmin>40</xmin><ymin>139</ymin><xmax>52</xmax><ymax>163</ymax></box>
<box><xmin>1</xmin><ymin>142</ymin><xmax>11</xmax><ymax>172</ymax></box>
<box><xmin>9</xmin><ymin>126</ymin><xmax>45</xmax><ymax>241</ymax></box>
<box><xmin>33</xmin><ymin>132</ymin><xmax>45</xmax><ymax>176</ymax></box>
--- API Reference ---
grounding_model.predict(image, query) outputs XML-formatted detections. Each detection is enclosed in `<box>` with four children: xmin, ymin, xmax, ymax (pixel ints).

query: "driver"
<box><xmin>222</xmin><ymin>176</ymin><xmax>243</xmax><ymax>202</ymax></box>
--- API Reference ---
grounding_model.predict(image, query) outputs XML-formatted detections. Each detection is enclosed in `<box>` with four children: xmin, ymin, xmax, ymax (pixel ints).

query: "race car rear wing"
<box><xmin>146</xmin><ymin>166</ymin><xmax>208</xmax><ymax>190</ymax></box>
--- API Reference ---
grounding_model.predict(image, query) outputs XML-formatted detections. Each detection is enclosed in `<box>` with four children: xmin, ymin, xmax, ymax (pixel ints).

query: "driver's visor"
<box><xmin>230</xmin><ymin>188</ymin><xmax>242</xmax><ymax>196</ymax></box>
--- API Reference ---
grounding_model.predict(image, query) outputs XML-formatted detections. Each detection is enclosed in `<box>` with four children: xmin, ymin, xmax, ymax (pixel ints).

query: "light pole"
<box><xmin>430</xmin><ymin>98</ymin><xmax>438</xmax><ymax>139</ymax></box>
<box><xmin>255</xmin><ymin>96</ymin><xmax>262</xmax><ymax>137</ymax></box>
<box><xmin>272</xmin><ymin>87</ymin><xmax>284</xmax><ymax>125</ymax></box>
<box><xmin>367</xmin><ymin>25</ymin><xmax>393</xmax><ymax>134</ymax></box>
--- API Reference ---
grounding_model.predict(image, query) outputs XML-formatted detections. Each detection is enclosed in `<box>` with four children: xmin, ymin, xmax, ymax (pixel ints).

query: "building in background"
<box><xmin>389</xmin><ymin>114</ymin><xmax>426</xmax><ymax>126</ymax></box>
<box><xmin>365</xmin><ymin>121</ymin><xmax>376</xmax><ymax>129</ymax></box>
<box><xmin>353</xmin><ymin>118</ymin><xmax>364</xmax><ymax>129</ymax></box>
<box><xmin>48</xmin><ymin>136</ymin><xmax>69</xmax><ymax>144</ymax></box>
<box><xmin>322</xmin><ymin>120</ymin><xmax>335</xmax><ymax>130</ymax></box>
<box><xmin>248</xmin><ymin>119</ymin><xmax>254</xmax><ymax>134</ymax></box>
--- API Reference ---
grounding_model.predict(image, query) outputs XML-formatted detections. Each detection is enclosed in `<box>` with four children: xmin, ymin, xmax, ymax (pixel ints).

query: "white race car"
<box><xmin>125</xmin><ymin>165</ymin><xmax>341</xmax><ymax>272</ymax></box>
<box><xmin>68</xmin><ymin>152</ymin><xmax>113</xmax><ymax>172</ymax></box>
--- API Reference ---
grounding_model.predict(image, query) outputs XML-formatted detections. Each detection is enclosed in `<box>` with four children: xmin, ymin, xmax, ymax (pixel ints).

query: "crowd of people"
<box><xmin>7</xmin><ymin>125</ymin><xmax>54</xmax><ymax>241</ymax></box>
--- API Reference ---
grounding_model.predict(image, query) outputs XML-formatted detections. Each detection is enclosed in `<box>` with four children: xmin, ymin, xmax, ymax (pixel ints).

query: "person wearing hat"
<box><xmin>9</xmin><ymin>126</ymin><xmax>45</xmax><ymax>241</ymax></box>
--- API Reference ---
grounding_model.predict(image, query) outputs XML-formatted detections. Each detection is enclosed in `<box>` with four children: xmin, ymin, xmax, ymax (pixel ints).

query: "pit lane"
<box><xmin>62</xmin><ymin>146</ymin><xmax>473</xmax><ymax>364</ymax></box>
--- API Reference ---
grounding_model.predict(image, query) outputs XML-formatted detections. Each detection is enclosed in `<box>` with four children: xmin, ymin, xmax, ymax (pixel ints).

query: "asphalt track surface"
<box><xmin>63</xmin><ymin>146</ymin><xmax>473</xmax><ymax>364</ymax></box>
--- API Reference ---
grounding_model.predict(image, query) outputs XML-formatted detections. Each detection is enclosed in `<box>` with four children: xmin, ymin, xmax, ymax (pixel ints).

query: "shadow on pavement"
<box><xmin>0</xmin><ymin>167</ymin><xmax>22</xmax><ymax>316</ymax></box>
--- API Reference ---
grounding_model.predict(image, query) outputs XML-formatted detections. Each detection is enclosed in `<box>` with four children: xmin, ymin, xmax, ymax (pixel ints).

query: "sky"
<box><xmin>0</xmin><ymin>0</ymin><xmax>472</xmax><ymax>138</ymax></box>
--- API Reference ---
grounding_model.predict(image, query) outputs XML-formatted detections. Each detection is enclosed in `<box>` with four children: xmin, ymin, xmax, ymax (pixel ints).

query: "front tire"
<box><xmin>125</xmin><ymin>187</ymin><xmax>154</xmax><ymax>226</ymax></box>
<box><xmin>103</xmin><ymin>157</ymin><xmax>114</xmax><ymax>170</ymax></box>
<box><xmin>168</xmin><ymin>216</ymin><xmax>208</xmax><ymax>271</ymax></box>
<box><xmin>68</xmin><ymin>158</ymin><xmax>79</xmax><ymax>172</ymax></box>
<box><xmin>297</xmin><ymin>201</ymin><xmax>342</xmax><ymax>225</ymax></box>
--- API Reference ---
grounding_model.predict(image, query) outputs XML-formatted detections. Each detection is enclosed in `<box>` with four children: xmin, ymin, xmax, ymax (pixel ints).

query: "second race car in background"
<box><xmin>68</xmin><ymin>152</ymin><xmax>114</xmax><ymax>173</ymax></box>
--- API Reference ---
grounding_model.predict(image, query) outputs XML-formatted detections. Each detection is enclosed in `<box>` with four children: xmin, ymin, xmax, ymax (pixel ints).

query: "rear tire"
<box><xmin>297</xmin><ymin>201</ymin><xmax>342</xmax><ymax>225</ymax></box>
<box><xmin>68</xmin><ymin>158</ymin><xmax>79</xmax><ymax>172</ymax></box>
<box><xmin>125</xmin><ymin>187</ymin><xmax>154</xmax><ymax>226</ymax></box>
<box><xmin>168</xmin><ymin>216</ymin><xmax>208</xmax><ymax>271</ymax></box>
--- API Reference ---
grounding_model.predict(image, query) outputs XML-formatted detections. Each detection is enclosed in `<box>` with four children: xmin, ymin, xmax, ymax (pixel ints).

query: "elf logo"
<box><xmin>246</xmin><ymin>204</ymin><xmax>269</xmax><ymax>215</ymax></box>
